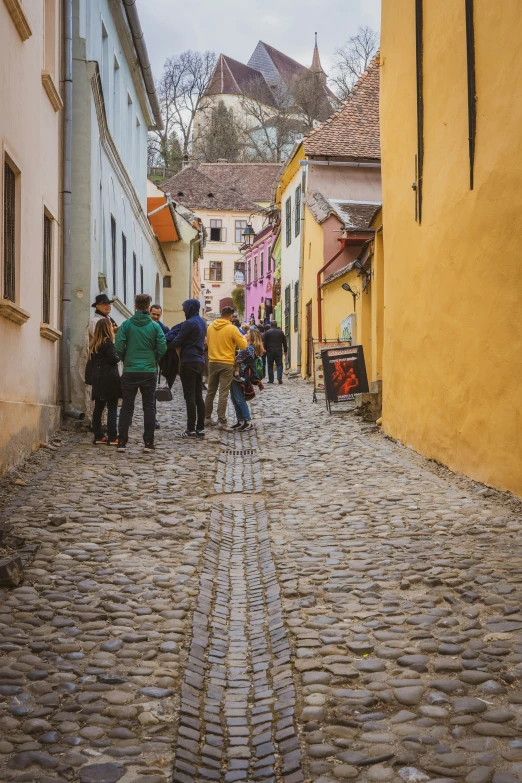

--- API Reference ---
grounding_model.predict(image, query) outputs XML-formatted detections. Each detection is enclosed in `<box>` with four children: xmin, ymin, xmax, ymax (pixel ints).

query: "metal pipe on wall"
<box><xmin>60</xmin><ymin>0</ymin><xmax>84</xmax><ymax>420</ymax></box>
<box><xmin>122</xmin><ymin>0</ymin><xmax>163</xmax><ymax>130</ymax></box>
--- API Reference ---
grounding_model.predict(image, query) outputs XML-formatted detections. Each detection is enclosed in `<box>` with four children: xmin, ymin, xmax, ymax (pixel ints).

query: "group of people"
<box><xmin>85</xmin><ymin>292</ymin><xmax>289</xmax><ymax>451</ymax></box>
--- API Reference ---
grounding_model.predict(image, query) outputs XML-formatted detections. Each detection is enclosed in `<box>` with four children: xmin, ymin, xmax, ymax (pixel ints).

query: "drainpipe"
<box><xmin>60</xmin><ymin>0</ymin><xmax>84</xmax><ymax>420</ymax></box>
<box><xmin>121</xmin><ymin>0</ymin><xmax>163</xmax><ymax>130</ymax></box>
<box><xmin>317</xmin><ymin>238</ymin><xmax>348</xmax><ymax>342</ymax></box>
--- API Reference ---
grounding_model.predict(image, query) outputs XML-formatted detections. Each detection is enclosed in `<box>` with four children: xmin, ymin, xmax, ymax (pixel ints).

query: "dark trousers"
<box><xmin>118</xmin><ymin>372</ymin><xmax>157</xmax><ymax>444</ymax></box>
<box><xmin>266</xmin><ymin>351</ymin><xmax>283</xmax><ymax>383</ymax></box>
<box><xmin>180</xmin><ymin>362</ymin><xmax>205</xmax><ymax>432</ymax></box>
<box><xmin>93</xmin><ymin>398</ymin><xmax>118</xmax><ymax>440</ymax></box>
<box><xmin>261</xmin><ymin>353</ymin><xmax>266</xmax><ymax>379</ymax></box>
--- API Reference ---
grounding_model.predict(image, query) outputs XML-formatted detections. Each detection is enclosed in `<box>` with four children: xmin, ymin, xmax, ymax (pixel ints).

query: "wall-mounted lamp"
<box><xmin>342</xmin><ymin>282</ymin><xmax>360</xmax><ymax>307</ymax></box>
<box><xmin>241</xmin><ymin>222</ymin><xmax>256</xmax><ymax>247</ymax></box>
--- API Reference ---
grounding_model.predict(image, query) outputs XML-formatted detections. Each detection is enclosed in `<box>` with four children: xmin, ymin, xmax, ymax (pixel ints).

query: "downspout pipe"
<box><xmin>317</xmin><ymin>238</ymin><xmax>348</xmax><ymax>342</ymax></box>
<box><xmin>122</xmin><ymin>0</ymin><xmax>164</xmax><ymax>130</ymax></box>
<box><xmin>60</xmin><ymin>0</ymin><xmax>84</xmax><ymax>420</ymax></box>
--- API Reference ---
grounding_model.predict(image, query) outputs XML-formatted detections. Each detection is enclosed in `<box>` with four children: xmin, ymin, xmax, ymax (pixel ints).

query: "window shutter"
<box><xmin>42</xmin><ymin>215</ymin><xmax>52</xmax><ymax>324</ymax></box>
<box><xmin>3</xmin><ymin>162</ymin><xmax>16</xmax><ymax>302</ymax></box>
<box><xmin>221</xmin><ymin>227</ymin><xmax>227</xmax><ymax>242</ymax></box>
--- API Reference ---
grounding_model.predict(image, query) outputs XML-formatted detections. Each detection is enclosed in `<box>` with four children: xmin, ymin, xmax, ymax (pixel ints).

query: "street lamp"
<box><xmin>241</xmin><ymin>222</ymin><xmax>256</xmax><ymax>247</ymax></box>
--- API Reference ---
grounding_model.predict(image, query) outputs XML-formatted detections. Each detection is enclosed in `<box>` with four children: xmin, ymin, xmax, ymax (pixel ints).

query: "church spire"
<box><xmin>310</xmin><ymin>32</ymin><xmax>327</xmax><ymax>81</ymax></box>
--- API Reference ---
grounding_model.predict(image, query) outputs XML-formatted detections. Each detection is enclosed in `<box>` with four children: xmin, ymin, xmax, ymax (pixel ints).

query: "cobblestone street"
<box><xmin>1</xmin><ymin>381</ymin><xmax>522</xmax><ymax>783</ymax></box>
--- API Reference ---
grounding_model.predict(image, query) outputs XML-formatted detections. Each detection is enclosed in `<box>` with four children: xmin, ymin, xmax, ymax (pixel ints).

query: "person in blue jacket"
<box><xmin>166</xmin><ymin>298</ymin><xmax>207</xmax><ymax>438</ymax></box>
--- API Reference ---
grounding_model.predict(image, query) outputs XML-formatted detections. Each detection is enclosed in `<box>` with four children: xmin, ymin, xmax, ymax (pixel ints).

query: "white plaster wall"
<box><xmin>70</xmin><ymin>0</ymin><xmax>166</xmax><ymax>412</ymax></box>
<box><xmin>0</xmin><ymin>0</ymin><xmax>62</xmax><ymax>472</ymax></box>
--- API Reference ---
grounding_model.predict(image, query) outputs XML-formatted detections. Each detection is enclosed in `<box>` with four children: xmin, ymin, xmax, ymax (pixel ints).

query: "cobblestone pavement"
<box><xmin>0</xmin><ymin>381</ymin><xmax>522</xmax><ymax>783</ymax></box>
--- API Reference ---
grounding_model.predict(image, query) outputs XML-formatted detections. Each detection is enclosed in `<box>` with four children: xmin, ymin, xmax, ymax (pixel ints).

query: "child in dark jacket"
<box><xmin>88</xmin><ymin>318</ymin><xmax>121</xmax><ymax>445</ymax></box>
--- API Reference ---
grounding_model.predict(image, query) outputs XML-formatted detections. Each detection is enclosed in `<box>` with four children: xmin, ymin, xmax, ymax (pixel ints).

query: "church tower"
<box><xmin>310</xmin><ymin>32</ymin><xmax>327</xmax><ymax>86</ymax></box>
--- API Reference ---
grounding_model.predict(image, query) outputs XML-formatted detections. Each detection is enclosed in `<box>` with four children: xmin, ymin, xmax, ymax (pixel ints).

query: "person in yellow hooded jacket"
<box><xmin>204</xmin><ymin>306</ymin><xmax>247</xmax><ymax>430</ymax></box>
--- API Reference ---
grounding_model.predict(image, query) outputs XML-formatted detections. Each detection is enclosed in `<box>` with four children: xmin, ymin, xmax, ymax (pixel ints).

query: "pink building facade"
<box><xmin>244</xmin><ymin>224</ymin><xmax>276</xmax><ymax>324</ymax></box>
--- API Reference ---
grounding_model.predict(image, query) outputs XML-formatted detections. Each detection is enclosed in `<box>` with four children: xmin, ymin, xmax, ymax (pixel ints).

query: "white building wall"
<box><xmin>0</xmin><ymin>0</ymin><xmax>62</xmax><ymax>473</ymax></box>
<box><xmin>279</xmin><ymin>167</ymin><xmax>303</xmax><ymax>371</ymax></box>
<box><xmin>70</xmin><ymin>0</ymin><xmax>166</xmax><ymax>412</ymax></box>
<box><xmin>198</xmin><ymin>210</ymin><xmax>264</xmax><ymax>318</ymax></box>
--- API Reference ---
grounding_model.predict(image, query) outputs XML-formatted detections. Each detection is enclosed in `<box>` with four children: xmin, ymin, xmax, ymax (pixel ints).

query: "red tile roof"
<box><xmin>161</xmin><ymin>163</ymin><xmax>281</xmax><ymax>212</ymax></box>
<box><xmin>304</xmin><ymin>55</ymin><xmax>380</xmax><ymax>161</ymax></box>
<box><xmin>197</xmin><ymin>163</ymin><xmax>281</xmax><ymax>204</ymax></box>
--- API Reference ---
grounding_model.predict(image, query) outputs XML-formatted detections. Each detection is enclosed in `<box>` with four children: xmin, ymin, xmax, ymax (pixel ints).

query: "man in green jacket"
<box><xmin>115</xmin><ymin>293</ymin><xmax>167</xmax><ymax>452</ymax></box>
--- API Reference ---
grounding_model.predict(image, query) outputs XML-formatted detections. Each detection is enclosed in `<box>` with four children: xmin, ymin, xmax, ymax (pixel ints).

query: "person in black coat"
<box><xmin>88</xmin><ymin>318</ymin><xmax>121</xmax><ymax>445</ymax></box>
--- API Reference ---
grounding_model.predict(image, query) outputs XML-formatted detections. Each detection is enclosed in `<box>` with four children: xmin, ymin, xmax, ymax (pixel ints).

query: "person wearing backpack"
<box><xmin>230</xmin><ymin>328</ymin><xmax>264</xmax><ymax>431</ymax></box>
<box><xmin>114</xmin><ymin>294</ymin><xmax>167</xmax><ymax>453</ymax></box>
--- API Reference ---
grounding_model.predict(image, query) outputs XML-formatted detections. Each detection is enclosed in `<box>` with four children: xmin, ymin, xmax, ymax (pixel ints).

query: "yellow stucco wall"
<box><xmin>381</xmin><ymin>0</ymin><xmax>522</xmax><ymax>495</ymax></box>
<box><xmin>299</xmin><ymin>206</ymin><xmax>325</xmax><ymax>375</ymax></box>
<box><xmin>321</xmin><ymin>271</ymin><xmax>372</xmax><ymax>374</ymax></box>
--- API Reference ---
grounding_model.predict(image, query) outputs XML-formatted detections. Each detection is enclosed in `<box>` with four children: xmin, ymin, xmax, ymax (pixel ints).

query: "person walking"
<box><xmin>262</xmin><ymin>320</ymin><xmax>288</xmax><ymax>384</ymax></box>
<box><xmin>115</xmin><ymin>294</ymin><xmax>167</xmax><ymax>453</ymax></box>
<box><xmin>150</xmin><ymin>304</ymin><xmax>169</xmax><ymax>334</ymax></box>
<box><xmin>88</xmin><ymin>318</ymin><xmax>121</xmax><ymax>445</ymax></box>
<box><xmin>230</xmin><ymin>328</ymin><xmax>264</xmax><ymax>431</ymax></box>
<box><xmin>205</xmin><ymin>305</ymin><xmax>247</xmax><ymax>430</ymax></box>
<box><xmin>166</xmin><ymin>298</ymin><xmax>207</xmax><ymax>438</ymax></box>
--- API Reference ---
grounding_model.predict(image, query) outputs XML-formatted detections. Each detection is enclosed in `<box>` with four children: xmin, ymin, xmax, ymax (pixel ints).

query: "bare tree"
<box><xmin>239</xmin><ymin>77</ymin><xmax>300</xmax><ymax>162</ymax></box>
<box><xmin>291</xmin><ymin>71</ymin><xmax>333</xmax><ymax>132</ymax></box>
<box><xmin>149</xmin><ymin>50</ymin><xmax>216</xmax><ymax>168</ymax></box>
<box><xmin>331</xmin><ymin>26</ymin><xmax>379</xmax><ymax>100</ymax></box>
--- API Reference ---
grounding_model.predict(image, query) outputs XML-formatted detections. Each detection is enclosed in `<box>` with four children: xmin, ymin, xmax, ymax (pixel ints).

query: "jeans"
<box><xmin>230</xmin><ymin>379</ymin><xmax>251</xmax><ymax>421</ymax></box>
<box><xmin>205</xmin><ymin>362</ymin><xmax>234</xmax><ymax>423</ymax></box>
<box><xmin>180</xmin><ymin>362</ymin><xmax>205</xmax><ymax>432</ymax></box>
<box><xmin>266</xmin><ymin>351</ymin><xmax>283</xmax><ymax>383</ymax></box>
<box><xmin>118</xmin><ymin>372</ymin><xmax>157</xmax><ymax>444</ymax></box>
<box><xmin>93</xmin><ymin>398</ymin><xmax>118</xmax><ymax>440</ymax></box>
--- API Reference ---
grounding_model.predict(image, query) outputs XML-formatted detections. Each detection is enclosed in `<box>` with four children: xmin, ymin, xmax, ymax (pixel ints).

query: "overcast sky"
<box><xmin>138</xmin><ymin>0</ymin><xmax>381</xmax><ymax>82</ymax></box>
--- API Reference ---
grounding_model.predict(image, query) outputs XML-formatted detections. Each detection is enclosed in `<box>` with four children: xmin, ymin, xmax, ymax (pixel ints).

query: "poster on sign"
<box><xmin>312</xmin><ymin>341</ymin><xmax>351</xmax><ymax>393</ymax></box>
<box><xmin>321</xmin><ymin>344</ymin><xmax>369</xmax><ymax>406</ymax></box>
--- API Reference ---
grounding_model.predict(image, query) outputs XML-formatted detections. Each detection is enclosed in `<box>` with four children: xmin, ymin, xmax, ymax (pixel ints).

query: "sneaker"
<box><xmin>231</xmin><ymin>421</ymin><xmax>243</xmax><ymax>430</ymax></box>
<box><xmin>179</xmin><ymin>430</ymin><xmax>197</xmax><ymax>438</ymax></box>
<box><xmin>278</xmin><ymin>379</ymin><xmax>283</xmax><ymax>385</ymax></box>
<box><xmin>205</xmin><ymin>417</ymin><xmax>216</xmax><ymax>427</ymax></box>
<box><xmin>155</xmin><ymin>421</ymin><xmax>160</xmax><ymax>430</ymax></box>
<box><xmin>195</xmin><ymin>430</ymin><xmax>205</xmax><ymax>437</ymax></box>
<box><xmin>93</xmin><ymin>436</ymin><xmax>108</xmax><ymax>445</ymax></box>
<box><xmin>144</xmin><ymin>442</ymin><xmax>155</xmax><ymax>452</ymax></box>
<box><xmin>216</xmin><ymin>422</ymin><xmax>232</xmax><ymax>432</ymax></box>
<box><xmin>117</xmin><ymin>441</ymin><xmax>126</xmax><ymax>453</ymax></box>
<box><xmin>108</xmin><ymin>439</ymin><xmax>119</xmax><ymax>447</ymax></box>
<box><xmin>239</xmin><ymin>421</ymin><xmax>254</xmax><ymax>431</ymax></box>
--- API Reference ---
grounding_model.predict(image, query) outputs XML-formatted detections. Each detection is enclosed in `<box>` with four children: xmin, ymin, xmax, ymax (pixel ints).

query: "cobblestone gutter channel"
<box><xmin>173</xmin><ymin>428</ymin><xmax>304</xmax><ymax>783</ymax></box>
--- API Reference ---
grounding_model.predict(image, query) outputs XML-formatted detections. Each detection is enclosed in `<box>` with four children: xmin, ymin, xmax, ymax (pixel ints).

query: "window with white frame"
<box><xmin>204</xmin><ymin>261</ymin><xmax>223</xmax><ymax>281</ymax></box>
<box><xmin>209</xmin><ymin>219</ymin><xmax>226</xmax><ymax>242</ymax></box>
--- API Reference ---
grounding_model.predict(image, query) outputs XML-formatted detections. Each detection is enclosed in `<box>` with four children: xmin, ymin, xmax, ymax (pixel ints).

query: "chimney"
<box><xmin>182</xmin><ymin>154</ymin><xmax>189</xmax><ymax>169</ymax></box>
<box><xmin>217</xmin><ymin>158</ymin><xmax>228</xmax><ymax>163</ymax></box>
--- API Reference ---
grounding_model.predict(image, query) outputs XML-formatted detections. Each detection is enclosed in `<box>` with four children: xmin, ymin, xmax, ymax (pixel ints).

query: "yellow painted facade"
<box><xmin>381</xmin><ymin>1</ymin><xmax>522</xmax><ymax>495</ymax></box>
